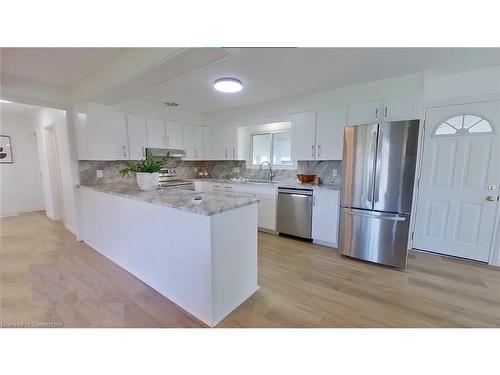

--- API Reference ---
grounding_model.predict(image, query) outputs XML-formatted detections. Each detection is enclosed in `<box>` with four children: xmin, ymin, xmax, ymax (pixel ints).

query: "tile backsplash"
<box><xmin>79</xmin><ymin>159</ymin><xmax>342</xmax><ymax>187</ymax></box>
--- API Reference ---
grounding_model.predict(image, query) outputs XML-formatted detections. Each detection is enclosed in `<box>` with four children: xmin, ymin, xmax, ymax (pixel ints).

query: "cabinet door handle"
<box><xmin>233</xmin><ymin>147</ymin><xmax>235</xmax><ymax>158</ymax></box>
<box><xmin>375</xmin><ymin>108</ymin><xmax>379</xmax><ymax>121</ymax></box>
<box><xmin>225</xmin><ymin>147</ymin><xmax>228</xmax><ymax>159</ymax></box>
<box><xmin>123</xmin><ymin>145</ymin><xmax>127</xmax><ymax>158</ymax></box>
<box><xmin>384</xmin><ymin>106</ymin><xmax>388</xmax><ymax>120</ymax></box>
<box><xmin>311</xmin><ymin>145</ymin><xmax>315</xmax><ymax>157</ymax></box>
<box><xmin>317</xmin><ymin>144</ymin><xmax>321</xmax><ymax>158</ymax></box>
<box><xmin>142</xmin><ymin>146</ymin><xmax>145</xmax><ymax>157</ymax></box>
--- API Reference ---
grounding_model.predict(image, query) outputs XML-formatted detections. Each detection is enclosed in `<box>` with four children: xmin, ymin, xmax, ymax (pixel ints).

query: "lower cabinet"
<box><xmin>255</xmin><ymin>194</ymin><xmax>277</xmax><ymax>231</ymax></box>
<box><xmin>312</xmin><ymin>189</ymin><xmax>340</xmax><ymax>248</ymax></box>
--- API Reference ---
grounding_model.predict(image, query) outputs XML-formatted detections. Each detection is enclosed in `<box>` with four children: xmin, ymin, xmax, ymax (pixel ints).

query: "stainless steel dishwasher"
<box><xmin>276</xmin><ymin>187</ymin><xmax>313</xmax><ymax>239</ymax></box>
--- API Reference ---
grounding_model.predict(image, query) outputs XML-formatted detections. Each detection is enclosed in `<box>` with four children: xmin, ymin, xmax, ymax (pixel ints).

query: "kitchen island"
<box><xmin>76</xmin><ymin>183</ymin><xmax>259</xmax><ymax>327</ymax></box>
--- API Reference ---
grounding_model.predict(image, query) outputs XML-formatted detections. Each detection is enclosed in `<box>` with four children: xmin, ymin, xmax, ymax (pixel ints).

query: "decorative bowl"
<box><xmin>297</xmin><ymin>174</ymin><xmax>316</xmax><ymax>183</ymax></box>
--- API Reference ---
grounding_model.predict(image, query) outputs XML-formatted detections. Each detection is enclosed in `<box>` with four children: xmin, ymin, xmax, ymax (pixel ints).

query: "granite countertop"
<box><xmin>192</xmin><ymin>178</ymin><xmax>341</xmax><ymax>191</ymax></box>
<box><xmin>77</xmin><ymin>183</ymin><xmax>259</xmax><ymax>216</ymax></box>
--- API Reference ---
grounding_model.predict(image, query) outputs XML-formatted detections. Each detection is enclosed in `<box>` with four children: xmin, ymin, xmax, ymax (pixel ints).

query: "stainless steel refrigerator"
<box><xmin>339</xmin><ymin>120</ymin><xmax>420</xmax><ymax>268</ymax></box>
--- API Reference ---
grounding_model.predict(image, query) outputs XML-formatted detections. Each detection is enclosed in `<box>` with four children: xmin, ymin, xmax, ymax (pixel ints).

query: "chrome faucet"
<box><xmin>258</xmin><ymin>161</ymin><xmax>274</xmax><ymax>181</ymax></box>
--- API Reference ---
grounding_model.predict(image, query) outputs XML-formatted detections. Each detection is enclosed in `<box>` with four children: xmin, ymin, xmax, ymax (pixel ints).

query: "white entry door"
<box><xmin>414</xmin><ymin>101</ymin><xmax>500</xmax><ymax>262</ymax></box>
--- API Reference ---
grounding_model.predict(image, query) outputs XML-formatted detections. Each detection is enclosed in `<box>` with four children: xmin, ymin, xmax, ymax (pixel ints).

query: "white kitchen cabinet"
<box><xmin>183</xmin><ymin>123</ymin><xmax>194</xmax><ymax>159</ymax></box>
<box><xmin>193</xmin><ymin>126</ymin><xmax>204</xmax><ymax>160</ymax></box>
<box><xmin>74</xmin><ymin>103</ymin><xmax>129</xmax><ymax>160</ymax></box>
<box><xmin>347</xmin><ymin>96</ymin><xmax>421</xmax><ymax>125</ymax></box>
<box><xmin>202</xmin><ymin>126</ymin><xmax>212</xmax><ymax>160</ymax></box>
<box><xmin>312</xmin><ymin>189</ymin><xmax>340</xmax><ymax>247</ymax></box>
<box><xmin>211</xmin><ymin>125</ymin><xmax>240</xmax><ymax>160</ymax></box>
<box><xmin>165</xmin><ymin>120</ymin><xmax>184</xmax><ymax>149</ymax></box>
<box><xmin>382</xmin><ymin>96</ymin><xmax>421</xmax><ymax>122</ymax></box>
<box><xmin>316</xmin><ymin>106</ymin><xmax>347</xmax><ymax>160</ymax></box>
<box><xmin>255</xmin><ymin>194</ymin><xmax>277</xmax><ymax>231</ymax></box>
<box><xmin>347</xmin><ymin>99</ymin><xmax>383</xmax><ymax>125</ymax></box>
<box><xmin>126</xmin><ymin>114</ymin><xmax>147</xmax><ymax>160</ymax></box>
<box><xmin>232</xmin><ymin>183</ymin><xmax>277</xmax><ymax>231</ymax></box>
<box><xmin>146</xmin><ymin>117</ymin><xmax>166</xmax><ymax>148</ymax></box>
<box><xmin>291</xmin><ymin>111</ymin><xmax>317</xmax><ymax>161</ymax></box>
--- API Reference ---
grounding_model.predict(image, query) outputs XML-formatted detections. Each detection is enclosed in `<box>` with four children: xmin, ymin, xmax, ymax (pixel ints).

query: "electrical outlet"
<box><xmin>332</xmin><ymin>169</ymin><xmax>337</xmax><ymax>178</ymax></box>
<box><xmin>96</xmin><ymin>170</ymin><xmax>103</xmax><ymax>178</ymax></box>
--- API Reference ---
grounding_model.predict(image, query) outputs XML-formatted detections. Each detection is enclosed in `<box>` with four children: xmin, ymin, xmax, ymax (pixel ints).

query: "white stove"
<box><xmin>159</xmin><ymin>168</ymin><xmax>195</xmax><ymax>190</ymax></box>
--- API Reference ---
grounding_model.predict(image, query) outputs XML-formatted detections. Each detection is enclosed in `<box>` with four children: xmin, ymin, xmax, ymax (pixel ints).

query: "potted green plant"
<box><xmin>119</xmin><ymin>153</ymin><xmax>170</xmax><ymax>191</ymax></box>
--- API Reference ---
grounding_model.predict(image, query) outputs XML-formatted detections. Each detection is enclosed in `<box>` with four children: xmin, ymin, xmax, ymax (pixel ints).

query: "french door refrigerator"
<box><xmin>339</xmin><ymin>120</ymin><xmax>420</xmax><ymax>268</ymax></box>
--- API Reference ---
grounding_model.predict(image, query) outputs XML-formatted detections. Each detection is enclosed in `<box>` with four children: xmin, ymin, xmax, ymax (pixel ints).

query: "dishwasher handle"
<box><xmin>278</xmin><ymin>187</ymin><xmax>313</xmax><ymax>196</ymax></box>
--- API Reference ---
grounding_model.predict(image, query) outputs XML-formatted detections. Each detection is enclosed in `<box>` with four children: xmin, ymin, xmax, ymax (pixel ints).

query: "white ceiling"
<box><xmin>2</xmin><ymin>48</ymin><xmax>500</xmax><ymax>114</ymax></box>
<box><xmin>138</xmin><ymin>48</ymin><xmax>500</xmax><ymax>113</ymax></box>
<box><xmin>1</xmin><ymin>48</ymin><xmax>126</xmax><ymax>87</ymax></box>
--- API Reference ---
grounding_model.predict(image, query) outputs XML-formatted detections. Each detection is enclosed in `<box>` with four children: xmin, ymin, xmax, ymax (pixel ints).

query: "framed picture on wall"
<box><xmin>0</xmin><ymin>135</ymin><xmax>13</xmax><ymax>163</ymax></box>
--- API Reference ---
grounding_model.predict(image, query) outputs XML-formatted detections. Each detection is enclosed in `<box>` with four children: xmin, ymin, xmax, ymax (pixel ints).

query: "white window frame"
<box><xmin>248</xmin><ymin>129</ymin><xmax>295</xmax><ymax>169</ymax></box>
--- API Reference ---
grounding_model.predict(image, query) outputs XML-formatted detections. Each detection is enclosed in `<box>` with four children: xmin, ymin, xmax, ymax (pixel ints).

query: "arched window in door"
<box><xmin>434</xmin><ymin>115</ymin><xmax>493</xmax><ymax>136</ymax></box>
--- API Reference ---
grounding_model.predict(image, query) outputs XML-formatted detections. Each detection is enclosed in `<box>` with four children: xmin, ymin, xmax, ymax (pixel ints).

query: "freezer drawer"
<box><xmin>339</xmin><ymin>208</ymin><xmax>410</xmax><ymax>268</ymax></box>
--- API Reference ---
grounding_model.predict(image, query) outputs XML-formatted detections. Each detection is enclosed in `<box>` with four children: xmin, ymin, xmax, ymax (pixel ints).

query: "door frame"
<box><xmin>410</xmin><ymin>98</ymin><xmax>500</xmax><ymax>266</ymax></box>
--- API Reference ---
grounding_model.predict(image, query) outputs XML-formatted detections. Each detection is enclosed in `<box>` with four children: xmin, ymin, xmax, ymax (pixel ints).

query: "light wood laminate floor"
<box><xmin>1</xmin><ymin>212</ymin><xmax>499</xmax><ymax>327</ymax></box>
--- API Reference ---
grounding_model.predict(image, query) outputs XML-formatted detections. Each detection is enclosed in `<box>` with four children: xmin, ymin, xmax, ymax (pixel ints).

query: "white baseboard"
<box><xmin>313</xmin><ymin>239</ymin><xmax>338</xmax><ymax>249</ymax></box>
<box><xmin>64</xmin><ymin>224</ymin><xmax>77</xmax><ymax>236</ymax></box>
<box><xmin>0</xmin><ymin>208</ymin><xmax>44</xmax><ymax>218</ymax></box>
<box><xmin>213</xmin><ymin>286</ymin><xmax>260</xmax><ymax>327</ymax></box>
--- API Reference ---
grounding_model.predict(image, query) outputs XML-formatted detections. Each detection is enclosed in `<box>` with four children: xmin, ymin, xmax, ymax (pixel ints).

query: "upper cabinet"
<box><xmin>210</xmin><ymin>125</ymin><xmax>243</xmax><ymax>160</ymax></box>
<box><xmin>347</xmin><ymin>99</ymin><xmax>383</xmax><ymax>126</ymax></box>
<box><xmin>193</xmin><ymin>126</ymin><xmax>204</xmax><ymax>160</ymax></box>
<box><xmin>292</xmin><ymin>107</ymin><xmax>347</xmax><ymax>161</ymax></box>
<box><xmin>316</xmin><ymin>106</ymin><xmax>347</xmax><ymax>161</ymax></box>
<box><xmin>183</xmin><ymin>123</ymin><xmax>195</xmax><ymax>159</ymax></box>
<box><xmin>165</xmin><ymin>120</ymin><xmax>184</xmax><ymax>149</ymax></box>
<box><xmin>74</xmin><ymin>103</ymin><xmax>129</xmax><ymax>161</ymax></box>
<box><xmin>383</xmin><ymin>96</ymin><xmax>421</xmax><ymax>122</ymax></box>
<box><xmin>126</xmin><ymin>114</ymin><xmax>148</xmax><ymax>160</ymax></box>
<box><xmin>347</xmin><ymin>96</ymin><xmax>421</xmax><ymax>125</ymax></box>
<box><xmin>291</xmin><ymin>111</ymin><xmax>317</xmax><ymax>161</ymax></box>
<box><xmin>146</xmin><ymin>117</ymin><xmax>166</xmax><ymax>148</ymax></box>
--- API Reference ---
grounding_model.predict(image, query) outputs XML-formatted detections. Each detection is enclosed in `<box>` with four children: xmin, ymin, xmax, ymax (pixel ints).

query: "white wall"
<box><xmin>35</xmin><ymin>107</ymin><xmax>79</xmax><ymax>234</ymax></box>
<box><xmin>423</xmin><ymin>66</ymin><xmax>500</xmax><ymax>105</ymax></box>
<box><xmin>0</xmin><ymin>111</ymin><xmax>45</xmax><ymax>216</ymax></box>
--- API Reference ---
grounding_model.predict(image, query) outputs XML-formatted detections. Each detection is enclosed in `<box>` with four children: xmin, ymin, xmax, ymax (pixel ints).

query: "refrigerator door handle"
<box><xmin>344</xmin><ymin>208</ymin><xmax>407</xmax><ymax>222</ymax></box>
<box><xmin>367</xmin><ymin>129</ymin><xmax>377</xmax><ymax>203</ymax></box>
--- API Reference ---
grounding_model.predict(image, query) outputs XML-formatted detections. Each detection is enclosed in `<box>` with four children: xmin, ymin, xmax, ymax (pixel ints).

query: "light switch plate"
<box><xmin>96</xmin><ymin>170</ymin><xmax>103</xmax><ymax>178</ymax></box>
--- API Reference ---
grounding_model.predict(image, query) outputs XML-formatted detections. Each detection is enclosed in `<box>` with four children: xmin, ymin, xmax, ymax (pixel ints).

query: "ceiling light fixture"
<box><xmin>214</xmin><ymin>78</ymin><xmax>243</xmax><ymax>93</ymax></box>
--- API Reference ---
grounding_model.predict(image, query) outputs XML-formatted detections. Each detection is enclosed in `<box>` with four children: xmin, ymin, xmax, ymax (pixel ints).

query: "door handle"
<box><xmin>311</xmin><ymin>145</ymin><xmax>315</xmax><ymax>157</ymax></box>
<box><xmin>225</xmin><ymin>147</ymin><xmax>228</xmax><ymax>158</ymax></box>
<box><xmin>123</xmin><ymin>145</ymin><xmax>127</xmax><ymax>158</ymax></box>
<box><xmin>317</xmin><ymin>144</ymin><xmax>321</xmax><ymax>158</ymax></box>
<box><xmin>486</xmin><ymin>196</ymin><xmax>496</xmax><ymax>202</ymax></box>
<box><xmin>344</xmin><ymin>209</ymin><xmax>406</xmax><ymax>222</ymax></box>
<box><xmin>384</xmin><ymin>106</ymin><xmax>388</xmax><ymax>120</ymax></box>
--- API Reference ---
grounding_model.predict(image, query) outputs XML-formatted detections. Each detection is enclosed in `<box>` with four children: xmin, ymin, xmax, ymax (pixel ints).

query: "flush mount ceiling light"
<box><xmin>214</xmin><ymin>77</ymin><xmax>243</xmax><ymax>93</ymax></box>
<box><xmin>163</xmin><ymin>101</ymin><xmax>179</xmax><ymax>107</ymax></box>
